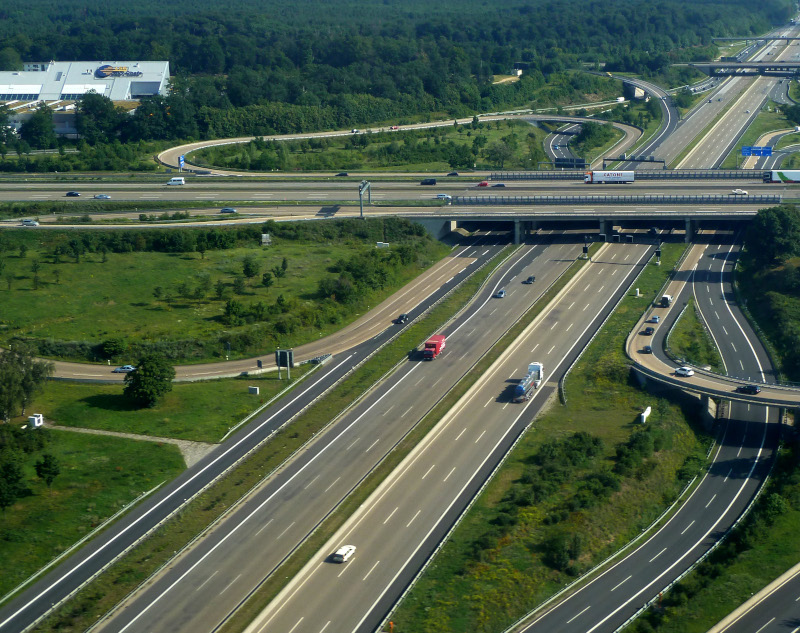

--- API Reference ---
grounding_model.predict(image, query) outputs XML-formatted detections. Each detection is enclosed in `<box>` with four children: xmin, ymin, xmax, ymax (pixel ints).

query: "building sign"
<box><xmin>95</xmin><ymin>65</ymin><xmax>143</xmax><ymax>79</ymax></box>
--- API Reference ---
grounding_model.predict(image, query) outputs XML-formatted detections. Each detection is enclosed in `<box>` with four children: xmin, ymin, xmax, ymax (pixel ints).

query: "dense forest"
<box><xmin>0</xmin><ymin>0</ymin><xmax>795</xmax><ymax>144</ymax></box>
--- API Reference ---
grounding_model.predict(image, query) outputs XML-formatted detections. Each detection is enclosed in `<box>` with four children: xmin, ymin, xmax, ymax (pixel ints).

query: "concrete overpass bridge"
<box><xmin>676</xmin><ymin>60</ymin><xmax>800</xmax><ymax>76</ymax></box>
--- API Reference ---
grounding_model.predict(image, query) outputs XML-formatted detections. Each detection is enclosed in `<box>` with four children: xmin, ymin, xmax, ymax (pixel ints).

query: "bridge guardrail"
<box><xmin>453</xmin><ymin>194</ymin><xmax>781</xmax><ymax>206</ymax></box>
<box><xmin>490</xmin><ymin>169</ymin><xmax>768</xmax><ymax>181</ymax></box>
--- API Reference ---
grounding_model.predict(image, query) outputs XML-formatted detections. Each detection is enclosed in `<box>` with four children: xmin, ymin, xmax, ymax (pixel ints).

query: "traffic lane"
<box><xmin>254</xmin><ymin>243</ymin><xmax>654</xmax><ymax>633</ymax></box>
<box><xmin>96</xmin><ymin>241</ymin><xmax>580</xmax><ymax>633</ymax></box>
<box><xmin>520</xmin><ymin>404</ymin><xmax>777</xmax><ymax>633</ymax></box>
<box><xmin>0</xmin><ymin>232</ymin><xmax>506</xmax><ymax>633</ymax></box>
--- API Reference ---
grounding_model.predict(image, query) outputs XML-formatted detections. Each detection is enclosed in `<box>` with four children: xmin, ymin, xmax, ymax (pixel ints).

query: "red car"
<box><xmin>478</xmin><ymin>181</ymin><xmax>489</xmax><ymax>187</ymax></box>
<box><xmin>390</xmin><ymin>125</ymin><xmax>399</xmax><ymax>130</ymax></box>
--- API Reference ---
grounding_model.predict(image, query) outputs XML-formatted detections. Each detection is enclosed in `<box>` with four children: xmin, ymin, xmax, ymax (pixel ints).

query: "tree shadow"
<box><xmin>81</xmin><ymin>393</ymin><xmax>139</xmax><ymax>413</ymax></box>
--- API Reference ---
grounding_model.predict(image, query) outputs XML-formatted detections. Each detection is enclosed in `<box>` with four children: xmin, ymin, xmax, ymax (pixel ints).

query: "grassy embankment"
<box><xmin>0</xmin><ymin>369</ymin><xmax>307</xmax><ymax>598</ymax></box>
<box><xmin>30</xmin><ymin>244</ymin><xmax>512</xmax><ymax>632</ymax></box>
<box><xmin>389</xmin><ymin>243</ymin><xmax>714</xmax><ymax>633</ymax></box>
<box><xmin>0</xmin><ymin>220</ymin><xmax>448</xmax><ymax>363</ymax></box>
<box><xmin>666</xmin><ymin>298</ymin><xmax>725</xmax><ymax>372</ymax></box>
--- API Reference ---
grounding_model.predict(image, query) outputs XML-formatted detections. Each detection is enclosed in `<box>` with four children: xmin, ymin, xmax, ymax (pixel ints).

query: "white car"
<box><xmin>731</xmin><ymin>189</ymin><xmax>748</xmax><ymax>195</ymax></box>
<box><xmin>331</xmin><ymin>545</ymin><xmax>356</xmax><ymax>563</ymax></box>
<box><xmin>495</xmin><ymin>288</ymin><xmax>506</xmax><ymax>298</ymax></box>
<box><xmin>112</xmin><ymin>365</ymin><xmax>136</xmax><ymax>373</ymax></box>
<box><xmin>675</xmin><ymin>366</ymin><xmax>695</xmax><ymax>377</ymax></box>
<box><xmin>20</xmin><ymin>219</ymin><xmax>39</xmax><ymax>226</ymax></box>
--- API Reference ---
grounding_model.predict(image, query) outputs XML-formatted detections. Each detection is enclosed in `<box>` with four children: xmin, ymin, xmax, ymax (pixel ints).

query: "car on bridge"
<box><xmin>735</xmin><ymin>384</ymin><xmax>761</xmax><ymax>394</ymax></box>
<box><xmin>675</xmin><ymin>366</ymin><xmax>695</xmax><ymax>377</ymax></box>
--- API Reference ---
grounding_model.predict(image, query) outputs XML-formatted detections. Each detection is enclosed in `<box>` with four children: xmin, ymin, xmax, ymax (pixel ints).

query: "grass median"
<box><xmin>666</xmin><ymin>298</ymin><xmax>725</xmax><ymax>373</ymax></box>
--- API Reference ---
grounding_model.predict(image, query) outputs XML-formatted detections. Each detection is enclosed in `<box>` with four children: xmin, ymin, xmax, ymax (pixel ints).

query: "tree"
<box><xmin>75</xmin><ymin>93</ymin><xmax>123</xmax><ymax>145</ymax></box>
<box><xmin>233</xmin><ymin>276</ymin><xmax>246</xmax><ymax>294</ymax></box>
<box><xmin>242</xmin><ymin>254</ymin><xmax>260</xmax><ymax>278</ymax></box>
<box><xmin>0</xmin><ymin>346</ymin><xmax>54</xmax><ymax>422</ymax></box>
<box><xmin>19</xmin><ymin>104</ymin><xmax>57</xmax><ymax>149</ymax></box>
<box><xmin>262</xmin><ymin>271</ymin><xmax>274</xmax><ymax>288</ymax></box>
<box><xmin>123</xmin><ymin>354</ymin><xmax>175</xmax><ymax>408</ymax></box>
<box><xmin>485</xmin><ymin>141</ymin><xmax>513</xmax><ymax>168</ymax></box>
<box><xmin>745</xmin><ymin>205</ymin><xmax>800</xmax><ymax>268</ymax></box>
<box><xmin>35</xmin><ymin>453</ymin><xmax>60</xmax><ymax>490</ymax></box>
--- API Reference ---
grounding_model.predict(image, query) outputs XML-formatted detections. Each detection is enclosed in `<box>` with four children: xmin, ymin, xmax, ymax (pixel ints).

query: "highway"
<box><xmin>0</xmin><ymin>232</ymin><xmax>507</xmax><ymax>633</ymax></box>
<box><xmin>92</xmin><ymin>235</ymin><xmax>583</xmax><ymax>633</ymax></box>
<box><xmin>246</xmin><ymin>242</ymin><xmax>656</xmax><ymax>633</ymax></box>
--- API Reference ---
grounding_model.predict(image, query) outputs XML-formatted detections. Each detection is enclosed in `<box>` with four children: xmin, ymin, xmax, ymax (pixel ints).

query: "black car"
<box><xmin>335</xmin><ymin>172</ymin><xmax>348</xmax><ymax>177</ymax></box>
<box><xmin>66</xmin><ymin>191</ymin><xmax>81</xmax><ymax>197</ymax></box>
<box><xmin>446</xmin><ymin>171</ymin><xmax>459</xmax><ymax>176</ymax></box>
<box><xmin>394</xmin><ymin>313</ymin><xmax>409</xmax><ymax>324</ymax></box>
<box><xmin>491</xmin><ymin>183</ymin><xmax>506</xmax><ymax>188</ymax></box>
<box><xmin>642</xmin><ymin>326</ymin><xmax>655</xmax><ymax>336</ymax></box>
<box><xmin>642</xmin><ymin>345</ymin><xmax>653</xmax><ymax>354</ymax></box>
<box><xmin>420</xmin><ymin>178</ymin><xmax>437</xmax><ymax>185</ymax></box>
<box><xmin>523</xmin><ymin>275</ymin><xmax>535</xmax><ymax>284</ymax></box>
<box><xmin>735</xmin><ymin>384</ymin><xmax>761</xmax><ymax>394</ymax></box>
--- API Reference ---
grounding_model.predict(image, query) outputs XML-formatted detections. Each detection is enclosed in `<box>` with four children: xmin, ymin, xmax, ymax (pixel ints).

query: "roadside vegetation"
<box><xmin>667</xmin><ymin>299</ymin><xmax>725</xmax><ymax>372</ymax></box>
<box><xmin>720</xmin><ymin>104</ymin><xmax>789</xmax><ymax>169</ymax></box>
<box><xmin>738</xmin><ymin>204</ymin><xmax>800</xmax><ymax>380</ymax></box>
<box><xmin>0</xmin><ymin>218</ymin><xmax>448</xmax><ymax>363</ymax></box>
<box><xmin>390</xmin><ymin>243</ymin><xmax>713</xmax><ymax>632</ymax></box>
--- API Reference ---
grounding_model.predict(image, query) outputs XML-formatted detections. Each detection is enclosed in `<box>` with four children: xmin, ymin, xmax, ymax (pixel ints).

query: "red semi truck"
<box><xmin>423</xmin><ymin>334</ymin><xmax>446</xmax><ymax>360</ymax></box>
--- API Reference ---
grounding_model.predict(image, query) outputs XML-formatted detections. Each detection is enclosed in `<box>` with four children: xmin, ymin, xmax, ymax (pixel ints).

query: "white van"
<box><xmin>331</xmin><ymin>545</ymin><xmax>356</xmax><ymax>563</ymax></box>
<box><xmin>21</xmin><ymin>219</ymin><xmax>39</xmax><ymax>226</ymax></box>
<box><xmin>166</xmin><ymin>177</ymin><xmax>185</xmax><ymax>186</ymax></box>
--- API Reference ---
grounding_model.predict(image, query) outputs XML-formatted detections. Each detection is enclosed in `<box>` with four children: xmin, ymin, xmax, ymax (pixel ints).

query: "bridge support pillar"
<box><xmin>599</xmin><ymin>219</ymin><xmax>607</xmax><ymax>238</ymax></box>
<box><xmin>684</xmin><ymin>217</ymin><xmax>694</xmax><ymax>243</ymax></box>
<box><xmin>514</xmin><ymin>219</ymin><xmax>521</xmax><ymax>244</ymax></box>
<box><xmin>700</xmin><ymin>394</ymin><xmax>717</xmax><ymax>432</ymax></box>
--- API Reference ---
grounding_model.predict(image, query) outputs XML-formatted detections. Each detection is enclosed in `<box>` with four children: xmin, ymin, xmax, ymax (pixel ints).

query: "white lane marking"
<box><xmin>287</xmin><ymin>618</ymin><xmax>304</xmax><ymax>633</ymax></box>
<box><xmin>195</xmin><ymin>570</ymin><xmax>218</xmax><ymax>592</ymax></box>
<box><xmin>482</xmin><ymin>249</ymin><xmax>489</xmax><ymax>256</ymax></box>
<box><xmin>722</xmin><ymin>326</ymin><xmax>728</xmax><ymax>335</ymax></box>
<box><xmin>584</xmin><ymin>283</ymin><xmax>591</xmax><ymax>291</ymax></box>
<box><xmin>444</xmin><ymin>276</ymin><xmax>454</xmax><ymax>284</ymax></box>
<box><xmin>443</xmin><ymin>467</ymin><xmax>456</xmax><ymax>482</ymax></box>
<box><xmin>323</xmin><ymin>477</ymin><xmax>341</xmax><ymax>493</ymax></box>
<box><xmin>406</xmin><ymin>510</ymin><xmax>421</xmax><ymax>528</ymax></box>
<box><xmin>550</xmin><ymin>322</ymin><xmax>557</xmax><ymax>330</ymax></box>
<box><xmin>365</xmin><ymin>439</ymin><xmax>380</xmax><ymax>453</ymax></box>
<box><xmin>598</xmin><ymin>285</ymin><xmax>605</xmax><ymax>293</ymax></box>
<box><xmin>303</xmin><ymin>475</ymin><xmax>320</xmax><ymax>490</ymax></box>
<box><xmin>547</xmin><ymin>345</ymin><xmax>555</xmax><ymax>354</ymax></box>
<box><xmin>566</xmin><ymin>323</ymin><xmax>573</xmax><ymax>332</ymax></box>
<box><xmin>531</xmin><ymin>343</ymin><xmax>539</xmax><ymax>352</ymax></box>
<box><xmin>567</xmin><ymin>606</ymin><xmax>591</xmax><ymax>624</ymax></box>
<box><xmin>680</xmin><ymin>520</ymin><xmax>695</xmax><ymax>535</ymax></box>
<box><xmin>754</xmin><ymin>619</ymin><xmax>775</xmax><ymax>633</ymax></box>
<box><xmin>724</xmin><ymin>468</ymin><xmax>732</xmax><ymax>483</ymax></box>
<box><xmin>421</xmin><ymin>465</ymin><xmax>435</xmax><ymax>480</ymax></box>
<box><xmin>414</xmin><ymin>376</ymin><xmax>425</xmax><ymax>386</ymax></box>
<box><xmin>382</xmin><ymin>507</ymin><xmax>398</xmax><ymax>525</ymax></box>
<box><xmin>219</xmin><ymin>573</ymin><xmax>241</xmax><ymax>595</ymax></box>
<box><xmin>740</xmin><ymin>359</ymin><xmax>745</xmax><ymax>370</ymax></box>
<box><xmin>475</xmin><ymin>430</ymin><xmax>486</xmax><ymax>444</ymax></box>
<box><xmin>455</xmin><ymin>428</ymin><xmax>467</xmax><ymax>441</ymax></box>
<box><xmin>402</xmin><ymin>406</ymin><xmax>413</xmax><ymax>418</ymax></box>
<box><xmin>715</xmin><ymin>311</ymin><xmax>720</xmax><ymax>320</ymax></box>
<box><xmin>611</xmin><ymin>269</ymin><xmax>617</xmax><ymax>276</ymax></box>
<box><xmin>568</xmin><ymin>302</ymin><xmax>575</xmax><ymax>309</ymax></box>
<box><xmin>649</xmin><ymin>548</ymin><xmax>666</xmax><ymax>563</ymax></box>
<box><xmin>484</xmin><ymin>397</ymin><xmax>493</xmax><ymax>408</ymax></box>
<box><xmin>255</xmin><ymin>519</ymin><xmax>274</xmax><ymax>536</ymax></box>
<box><xmin>583</xmin><ymin>304</ymin><xmax>590</xmax><ymax>311</ymax></box>
<box><xmin>382</xmin><ymin>405</ymin><xmax>394</xmax><ymax>417</ymax></box>
<box><xmin>610</xmin><ymin>575</ymin><xmax>631</xmax><ymax>592</ymax></box>
<box><xmin>346</xmin><ymin>438</ymin><xmax>360</xmax><ymax>451</ymax></box>
<box><xmin>319</xmin><ymin>621</ymin><xmax>331</xmax><ymax>633</ymax></box>
<box><xmin>363</xmin><ymin>561</ymin><xmax>380</xmax><ymax>582</ymax></box>
<box><xmin>731</xmin><ymin>342</ymin><xmax>737</xmax><ymax>352</ymax></box>
<box><xmin>490</xmin><ymin>308</ymin><xmax>498</xmax><ymax>315</ymax></box>
<box><xmin>276</xmin><ymin>522</ymin><xmax>296</xmax><ymax>540</ymax></box>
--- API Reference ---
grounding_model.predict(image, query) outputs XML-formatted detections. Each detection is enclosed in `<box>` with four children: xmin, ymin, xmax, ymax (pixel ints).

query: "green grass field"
<box><xmin>0</xmin><ymin>430</ymin><xmax>185</xmax><ymax>598</ymax></box>
<box><xmin>390</xmin><ymin>243</ymin><xmax>711</xmax><ymax>632</ymax></box>
<box><xmin>667</xmin><ymin>299</ymin><xmax>725</xmax><ymax>372</ymax></box>
<box><xmin>21</xmin><ymin>369</ymin><xmax>308</xmax><ymax>443</ymax></box>
<box><xmin>0</xmin><ymin>228</ymin><xmax>447</xmax><ymax>363</ymax></box>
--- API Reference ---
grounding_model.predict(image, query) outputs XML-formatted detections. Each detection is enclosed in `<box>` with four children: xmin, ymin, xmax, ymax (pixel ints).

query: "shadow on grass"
<box><xmin>81</xmin><ymin>393</ymin><xmax>140</xmax><ymax>413</ymax></box>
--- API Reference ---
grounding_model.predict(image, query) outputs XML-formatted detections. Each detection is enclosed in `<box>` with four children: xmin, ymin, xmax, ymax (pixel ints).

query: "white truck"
<box><xmin>584</xmin><ymin>170</ymin><xmax>635</xmax><ymax>184</ymax></box>
<box><xmin>660</xmin><ymin>294</ymin><xmax>673</xmax><ymax>307</ymax></box>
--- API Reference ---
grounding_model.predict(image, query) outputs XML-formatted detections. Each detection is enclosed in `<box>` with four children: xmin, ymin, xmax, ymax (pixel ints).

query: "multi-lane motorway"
<box><xmin>0</xmin><ymin>23</ymin><xmax>797</xmax><ymax>633</ymax></box>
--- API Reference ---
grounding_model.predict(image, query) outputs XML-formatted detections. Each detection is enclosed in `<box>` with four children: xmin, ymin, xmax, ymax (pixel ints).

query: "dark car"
<box><xmin>523</xmin><ymin>275</ymin><xmax>535</xmax><ymax>284</ymax></box>
<box><xmin>335</xmin><ymin>172</ymin><xmax>348</xmax><ymax>177</ymax></box>
<box><xmin>394</xmin><ymin>313</ymin><xmax>409</xmax><ymax>324</ymax></box>
<box><xmin>642</xmin><ymin>326</ymin><xmax>655</xmax><ymax>336</ymax></box>
<box><xmin>66</xmin><ymin>191</ymin><xmax>81</xmax><ymax>197</ymax></box>
<box><xmin>735</xmin><ymin>384</ymin><xmax>761</xmax><ymax>394</ymax></box>
<box><xmin>446</xmin><ymin>171</ymin><xmax>459</xmax><ymax>176</ymax></box>
<box><xmin>219</xmin><ymin>207</ymin><xmax>237</xmax><ymax>214</ymax></box>
<box><xmin>420</xmin><ymin>178</ymin><xmax>437</xmax><ymax>185</ymax></box>
<box><xmin>642</xmin><ymin>345</ymin><xmax>653</xmax><ymax>354</ymax></box>
<box><xmin>491</xmin><ymin>183</ymin><xmax>506</xmax><ymax>188</ymax></box>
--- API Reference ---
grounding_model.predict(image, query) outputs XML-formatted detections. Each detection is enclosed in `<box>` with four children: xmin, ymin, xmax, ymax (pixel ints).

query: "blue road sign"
<box><xmin>179</xmin><ymin>154</ymin><xmax>185</xmax><ymax>168</ymax></box>
<box><xmin>741</xmin><ymin>146</ymin><xmax>752</xmax><ymax>156</ymax></box>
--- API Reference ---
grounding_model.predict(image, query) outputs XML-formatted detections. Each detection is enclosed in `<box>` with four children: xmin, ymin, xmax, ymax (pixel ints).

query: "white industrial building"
<box><xmin>0</xmin><ymin>60</ymin><xmax>170</xmax><ymax>102</ymax></box>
